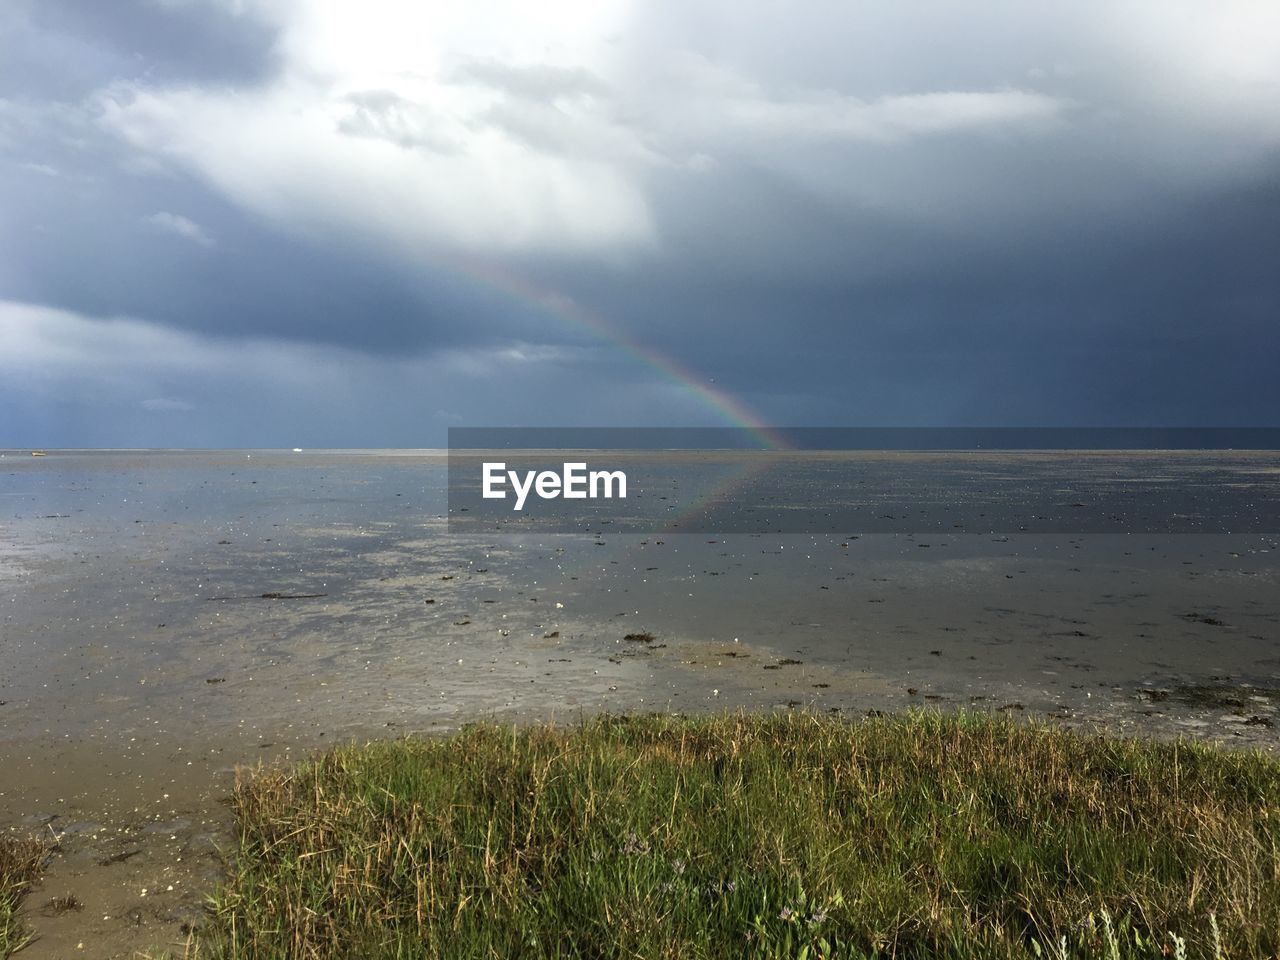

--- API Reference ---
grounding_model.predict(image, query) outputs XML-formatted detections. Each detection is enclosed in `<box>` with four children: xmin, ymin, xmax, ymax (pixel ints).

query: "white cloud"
<box><xmin>92</xmin><ymin>0</ymin><xmax>1080</xmax><ymax>262</ymax></box>
<box><xmin>1095</xmin><ymin>2</ymin><xmax>1280</xmax><ymax>158</ymax></box>
<box><xmin>96</xmin><ymin>0</ymin><xmax>654</xmax><ymax>258</ymax></box>
<box><xmin>103</xmin><ymin>79</ymin><xmax>655</xmax><ymax>257</ymax></box>
<box><xmin>661</xmin><ymin>54</ymin><xmax>1067</xmax><ymax>144</ymax></box>
<box><xmin>145</xmin><ymin>211</ymin><xmax>215</xmax><ymax>247</ymax></box>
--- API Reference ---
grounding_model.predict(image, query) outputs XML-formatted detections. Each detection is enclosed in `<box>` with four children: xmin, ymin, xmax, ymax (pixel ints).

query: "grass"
<box><xmin>0</xmin><ymin>835</ymin><xmax>49</xmax><ymax>958</ymax></box>
<box><xmin>190</xmin><ymin>711</ymin><xmax>1280</xmax><ymax>958</ymax></box>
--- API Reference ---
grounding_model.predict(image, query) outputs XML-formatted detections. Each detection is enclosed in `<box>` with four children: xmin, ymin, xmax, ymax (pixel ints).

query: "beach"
<box><xmin>3</xmin><ymin>450</ymin><xmax>1280</xmax><ymax>957</ymax></box>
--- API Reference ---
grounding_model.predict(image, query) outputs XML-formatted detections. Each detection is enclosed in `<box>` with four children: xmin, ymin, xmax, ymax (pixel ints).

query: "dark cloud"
<box><xmin>0</xmin><ymin>0</ymin><xmax>278</xmax><ymax>99</ymax></box>
<box><xmin>1</xmin><ymin>163</ymin><xmax>562</xmax><ymax>352</ymax></box>
<box><xmin>1</xmin><ymin>1</ymin><xmax>1278</xmax><ymax>445</ymax></box>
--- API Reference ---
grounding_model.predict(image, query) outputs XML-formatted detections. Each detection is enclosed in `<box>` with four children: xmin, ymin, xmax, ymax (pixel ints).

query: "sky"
<box><xmin>1</xmin><ymin>0</ymin><xmax>1278</xmax><ymax>447</ymax></box>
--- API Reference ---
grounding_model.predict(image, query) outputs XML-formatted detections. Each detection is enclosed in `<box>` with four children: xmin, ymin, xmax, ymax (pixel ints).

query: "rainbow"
<box><xmin>452</xmin><ymin>255</ymin><xmax>789</xmax><ymax>451</ymax></box>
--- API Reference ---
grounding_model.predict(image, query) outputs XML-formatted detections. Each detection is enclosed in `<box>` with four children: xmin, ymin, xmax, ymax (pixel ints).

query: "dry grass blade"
<box><xmin>0</xmin><ymin>835</ymin><xmax>52</xmax><ymax>958</ymax></box>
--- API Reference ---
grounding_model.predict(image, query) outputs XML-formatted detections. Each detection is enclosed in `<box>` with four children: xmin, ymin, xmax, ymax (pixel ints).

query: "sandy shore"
<box><xmin>3</xmin><ymin>452</ymin><xmax>1278</xmax><ymax>956</ymax></box>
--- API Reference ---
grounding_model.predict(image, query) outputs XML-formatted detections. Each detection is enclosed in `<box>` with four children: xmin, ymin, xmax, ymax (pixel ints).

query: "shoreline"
<box><xmin>5</xmin><ymin>683</ymin><xmax>1280</xmax><ymax>959</ymax></box>
<box><xmin>5</xmin><ymin>704</ymin><xmax>1279</xmax><ymax>959</ymax></box>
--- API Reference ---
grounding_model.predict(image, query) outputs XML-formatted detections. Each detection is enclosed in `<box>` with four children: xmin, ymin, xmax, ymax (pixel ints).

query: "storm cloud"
<box><xmin>2</xmin><ymin>0</ymin><xmax>1277</xmax><ymax>445</ymax></box>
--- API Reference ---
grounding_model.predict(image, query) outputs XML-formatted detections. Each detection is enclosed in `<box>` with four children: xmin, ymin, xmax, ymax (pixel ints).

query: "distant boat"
<box><xmin>292</xmin><ymin>447</ymin><xmax>303</xmax><ymax>452</ymax></box>
<box><xmin>30</xmin><ymin>451</ymin><xmax>46</xmax><ymax>457</ymax></box>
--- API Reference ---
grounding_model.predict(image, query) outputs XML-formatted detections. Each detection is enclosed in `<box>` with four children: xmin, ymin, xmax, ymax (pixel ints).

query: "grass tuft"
<box><xmin>0</xmin><ymin>835</ymin><xmax>50</xmax><ymax>958</ymax></box>
<box><xmin>191</xmin><ymin>711</ymin><xmax>1280</xmax><ymax>958</ymax></box>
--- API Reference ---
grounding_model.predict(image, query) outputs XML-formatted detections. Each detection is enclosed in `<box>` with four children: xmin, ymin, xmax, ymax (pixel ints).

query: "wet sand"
<box><xmin>2</xmin><ymin>450</ymin><xmax>1279</xmax><ymax>957</ymax></box>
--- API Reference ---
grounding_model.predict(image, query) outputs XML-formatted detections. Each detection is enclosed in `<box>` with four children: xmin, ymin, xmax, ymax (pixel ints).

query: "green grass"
<box><xmin>193</xmin><ymin>711</ymin><xmax>1280</xmax><ymax>958</ymax></box>
<box><xmin>0</xmin><ymin>835</ymin><xmax>49</xmax><ymax>958</ymax></box>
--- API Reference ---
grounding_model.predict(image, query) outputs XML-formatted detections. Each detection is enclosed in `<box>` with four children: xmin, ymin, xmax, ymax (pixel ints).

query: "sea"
<box><xmin>2</xmin><ymin>447</ymin><xmax>1279</xmax><ymax>751</ymax></box>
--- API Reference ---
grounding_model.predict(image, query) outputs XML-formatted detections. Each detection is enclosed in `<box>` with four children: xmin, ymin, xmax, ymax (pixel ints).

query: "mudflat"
<box><xmin>2</xmin><ymin>450</ymin><xmax>1278</xmax><ymax>957</ymax></box>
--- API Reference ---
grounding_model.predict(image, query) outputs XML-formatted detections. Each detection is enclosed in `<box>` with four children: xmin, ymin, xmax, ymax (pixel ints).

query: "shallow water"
<box><xmin>3</xmin><ymin>449</ymin><xmax>1279</xmax><ymax>747</ymax></box>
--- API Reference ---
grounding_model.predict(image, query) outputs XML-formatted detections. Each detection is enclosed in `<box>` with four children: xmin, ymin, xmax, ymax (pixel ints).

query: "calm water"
<box><xmin>2</xmin><ymin>449</ymin><xmax>1279</xmax><ymax>749</ymax></box>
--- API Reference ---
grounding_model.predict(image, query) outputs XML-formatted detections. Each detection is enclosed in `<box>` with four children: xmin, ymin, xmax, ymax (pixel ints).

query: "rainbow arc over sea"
<box><xmin>456</xmin><ymin>257</ymin><xmax>789</xmax><ymax>451</ymax></box>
